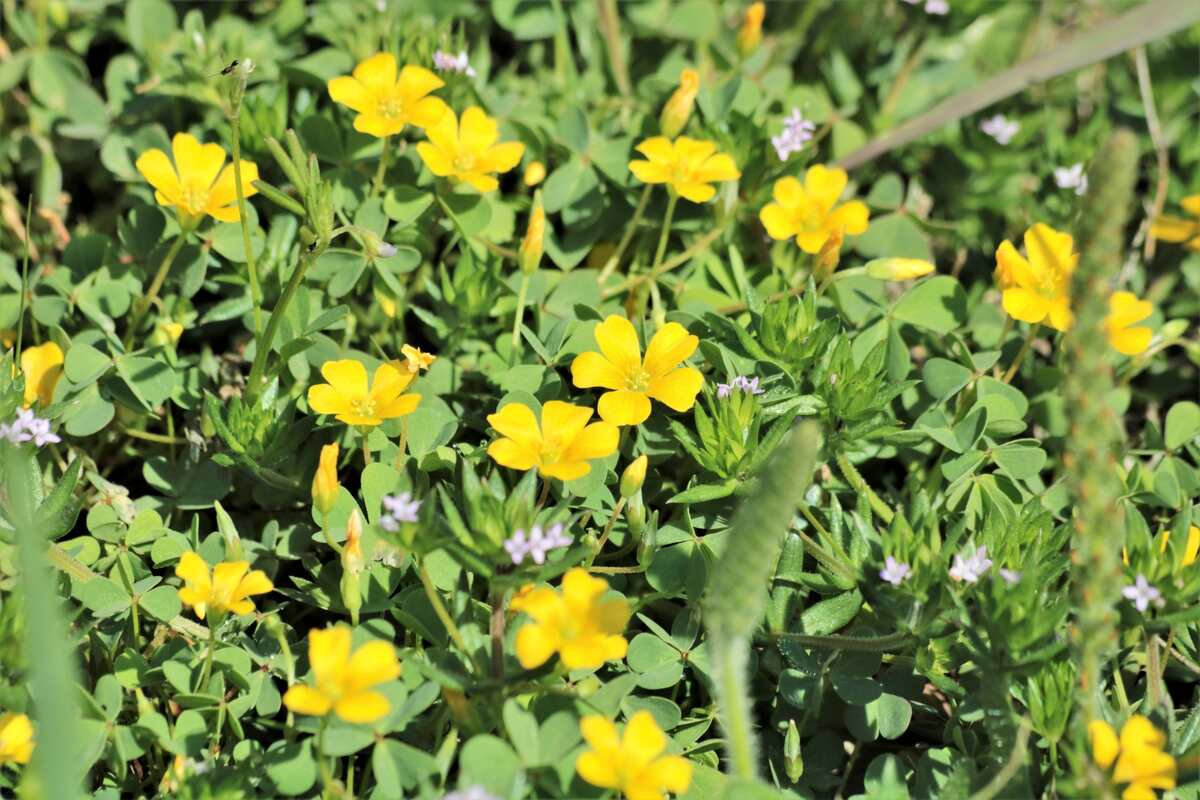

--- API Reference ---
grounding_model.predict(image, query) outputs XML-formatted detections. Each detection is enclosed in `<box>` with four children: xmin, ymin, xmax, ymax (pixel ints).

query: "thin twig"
<box><xmin>1134</xmin><ymin>47</ymin><xmax>1168</xmax><ymax>261</ymax></box>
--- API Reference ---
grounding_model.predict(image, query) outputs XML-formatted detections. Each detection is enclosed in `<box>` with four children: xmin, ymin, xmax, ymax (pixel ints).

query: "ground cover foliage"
<box><xmin>1</xmin><ymin>0</ymin><xmax>1200</xmax><ymax>798</ymax></box>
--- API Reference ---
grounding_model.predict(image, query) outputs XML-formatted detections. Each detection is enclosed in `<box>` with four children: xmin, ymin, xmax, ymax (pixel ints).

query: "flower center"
<box><xmin>179</xmin><ymin>181</ymin><xmax>211</xmax><ymax>215</ymax></box>
<box><xmin>624</xmin><ymin>368</ymin><xmax>651</xmax><ymax>393</ymax></box>
<box><xmin>452</xmin><ymin>152</ymin><xmax>477</xmax><ymax>172</ymax></box>
<box><xmin>350</xmin><ymin>396</ymin><xmax>377</xmax><ymax>418</ymax></box>
<box><xmin>669</xmin><ymin>162</ymin><xmax>693</xmax><ymax>186</ymax></box>
<box><xmin>376</xmin><ymin>93</ymin><xmax>405</xmax><ymax>119</ymax></box>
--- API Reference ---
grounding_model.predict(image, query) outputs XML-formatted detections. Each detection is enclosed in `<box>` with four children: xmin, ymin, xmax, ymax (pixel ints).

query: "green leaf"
<box><xmin>992</xmin><ymin>441</ymin><xmax>1048</xmax><ymax>480</ymax></box>
<box><xmin>891</xmin><ymin>276</ymin><xmax>968</xmax><ymax>334</ymax></box>
<box><xmin>458</xmin><ymin>735</ymin><xmax>522</xmax><ymax>796</ymax></box>
<box><xmin>1165</xmin><ymin>401</ymin><xmax>1200</xmax><ymax>450</ymax></box>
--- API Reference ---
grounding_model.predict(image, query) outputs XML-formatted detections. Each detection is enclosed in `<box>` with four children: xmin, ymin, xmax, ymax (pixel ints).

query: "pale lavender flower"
<box><xmin>377</xmin><ymin>242</ymin><xmax>398</xmax><ymax>258</ymax></box>
<box><xmin>380</xmin><ymin>492</ymin><xmax>421</xmax><ymax>531</ymax></box>
<box><xmin>733</xmin><ymin>375</ymin><xmax>765</xmax><ymax>395</ymax></box>
<box><xmin>433</xmin><ymin>50</ymin><xmax>476</xmax><ymax>78</ymax></box>
<box><xmin>949</xmin><ymin>545</ymin><xmax>993</xmax><ymax>584</ymax></box>
<box><xmin>999</xmin><ymin>568</ymin><xmax>1022</xmax><ymax>585</ymax></box>
<box><xmin>980</xmin><ymin>114</ymin><xmax>1019</xmax><ymax>145</ymax></box>
<box><xmin>1</xmin><ymin>408</ymin><xmax>60</xmax><ymax>447</ymax></box>
<box><xmin>1053</xmin><ymin>163</ymin><xmax>1088</xmax><ymax>196</ymax></box>
<box><xmin>443</xmin><ymin>787</ymin><xmax>499</xmax><ymax>800</ymax></box>
<box><xmin>716</xmin><ymin>383</ymin><xmax>733</xmax><ymax>399</ymax></box>
<box><xmin>879</xmin><ymin>556</ymin><xmax>910</xmax><ymax>586</ymax></box>
<box><xmin>923</xmin><ymin>0</ymin><xmax>949</xmax><ymax>14</ymax></box>
<box><xmin>1122</xmin><ymin>574</ymin><xmax>1163</xmax><ymax>613</ymax></box>
<box><xmin>505</xmin><ymin>523</ymin><xmax>571</xmax><ymax>566</ymax></box>
<box><xmin>771</xmin><ymin>108</ymin><xmax>816</xmax><ymax>162</ymax></box>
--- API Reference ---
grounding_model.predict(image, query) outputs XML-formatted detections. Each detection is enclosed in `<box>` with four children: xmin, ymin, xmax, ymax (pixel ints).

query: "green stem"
<box><xmin>771</xmin><ymin>631</ymin><xmax>912</xmax><ymax>652</ymax></box>
<box><xmin>15</xmin><ymin>198</ymin><xmax>31</xmax><ymax>355</ymax></box>
<box><xmin>230</xmin><ymin>110</ymin><xmax>263</xmax><ymax>339</ymax></box>
<box><xmin>125</xmin><ymin>230</ymin><xmax>189</xmax><ymax>349</ymax></box>
<box><xmin>599</xmin><ymin>184</ymin><xmax>652</xmax><ymax>282</ymax></box>
<box><xmin>601</xmin><ymin>221</ymin><xmax>727</xmax><ymax>299</ymax></box>
<box><xmin>417</xmin><ymin>560</ymin><xmax>479</xmax><ymax>674</ymax></box>
<box><xmin>317</xmin><ymin>715</ymin><xmax>333</xmax><ymax>797</ymax></box>
<box><xmin>1001</xmin><ymin>324</ymin><xmax>1039</xmax><ymax>384</ymax></box>
<box><xmin>586</xmin><ymin>497</ymin><xmax>626</xmax><ymax>567</ymax></box>
<box><xmin>199</xmin><ymin>625</ymin><xmax>217</xmax><ymax>691</ymax></box>
<box><xmin>651</xmin><ymin>192</ymin><xmax>678</xmax><ymax>275</ymax></box>
<box><xmin>489</xmin><ymin>589</ymin><xmax>505</xmax><ymax>679</ymax></box>
<box><xmin>371</xmin><ymin>136</ymin><xmax>392</xmax><ymax>198</ymax></box>
<box><xmin>246</xmin><ymin>251</ymin><xmax>313</xmax><ymax>404</ymax></box>
<box><xmin>511</xmin><ymin>271</ymin><xmax>532</xmax><ymax>354</ymax></box>
<box><xmin>835</xmin><ymin>453</ymin><xmax>895</xmax><ymax>524</ymax></box>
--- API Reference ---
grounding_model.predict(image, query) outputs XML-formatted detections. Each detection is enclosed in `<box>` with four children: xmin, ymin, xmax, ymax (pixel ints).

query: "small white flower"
<box><xmin>443</xmin><ymin>787</ymin><xmax>500</xmax><ymax>800</ymax></box>
<box><xmin>1</xmin><ymin>408</ymin><xmax>60</xmax><ymax>447</ymax></box>
<box><xmin>1122</xmin><ymin>574</ymin><xmax>1163</xmax><ymax>613</ymax></box>
<box><xmin>924</xmin><ymin>0</ymin><xmax>949</xmax><ymax>14</ymax></box>
<box><xmin>377</xmin><ymin>242</ymin><xmax>398</xmax><ymax>258</ymax></box>
<box><xmin>879</xmin><ymin>556</ymin><xmax>910</xmax><ymax>586</ymax></box>
<box><xmin>949</xmin><ymin>545</ymin><xmax>993</xmax><ymax>584</ymax></box>
<box><xmin>504</xmin><ymin>523</ymin><xmax>571</xmax><ymax>566</ymax></box>
<box><xmin>434</xmin><ymin>49</ymin><xmax>476</xmax><ymax>78</ymax></box>
<box><xmin>1053</xmin><ymin>163</ymin><xmax>1088</xmax><ymax>196</ymax></box>
<box><xmin>999</xmin><ymin>568</ymin><xmax>1022</xmax><ymax>585</ymax></box>
<box><xmin>771</xmin><ymin>108</ymin><xmax>816</xmax><ymax>162</ymax></box>
<box><xmin>980</xmin><ymin>114</ymin><xmax>1019</xmax><ymax>145</ymax></box>
<box><xmin>716</xmin><ymin>382</ymin><xmax>733</xmax><ymax>399</ymax></box>
<box><xmin>380</xmin><ymin>492</ymin><xmax>421</xmax><ymax>531</ymax></box>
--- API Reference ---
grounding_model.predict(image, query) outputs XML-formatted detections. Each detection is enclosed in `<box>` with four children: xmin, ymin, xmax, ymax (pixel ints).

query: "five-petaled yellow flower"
<box><xmin>1105</xmin><ymin>292</ymin><xmax>1154</xmax><ymax>356</ymax></box>
<box><xmin>510</xmin><ymin>568</ymin><xmax>630</xmax><ymax>670</ymax></box>
<box><xmin>327</xmin><ymin>53</ymin><xmax>448</xmax><ymax>138</ymax></box>
<box><xmin>576</xmin><ymin>711</ymin><xmax>693</xmax><ymax>800</ymax></box>
<box><xmin>400</xmin><ymin>344</ymin><xmax>436</xmax><ymax>374</ymax></box>
<box><xmin>628</xmin><ymin>137</ymin><xmax>740</xmax><ymax>203</ymax></box>
<box><xmin>416</xmin><ymin>106</ymin><xmax>525</xmax><ymax>192</ymax></box>
<box><xmin>283</xmin><ymin>626</ymin><xmax>401</xmax><ymax>724</ymax></box>
<box><xmin>571</xmin><ymin>316</ymin><xmax>703</xmax><ymax>426</ymax></box>
<box><xmin>1150</xmin><ymin>194</ymin><xmax>1200</xmax><ymax>250</ymax></box>
<box><xmin>307</xmin><ymin>359</ymin><xmax>421</xmax><ymax>427</ymax></box>
<box><xmin>0</xmin><ymin>712</ymin><xmax>33</xmax><ymax>766</ymax></box>
<box><xmin>759</xmin><ymin>165</ymin><xmax>869</xmax><ymax>255</ymax></box>
<box><xmin>20</xmin><ymin>342</ymin><xmax>64</xmax><ymax>408</ymax></box>
<box><xmin>312</xmin><ymin>443</ymin><xmax>340</xmax><ymax>516</ymax></box>
<box><xmin>136</xmin><ymin>133</ymin><xmax>259</xmax><ymax>223</ymax></box>
<box><xmin>175</xmin><ymin>551</ymin><xmax>273</xmax><ymax>621</ymax></box>
<box><xmin>994</xmin><ymin>223</ymin><xmax>1077</xmax><ymax>332</ymax></box>
<box><xmin>1089</xmin><ymin>715</ymin><xmax>1176</xmax><ymax>800</ymax></box>
<box><xmin>486</xmin><ymin>400</ymin><xmax>618</xmax><ymax>481</ymax></box>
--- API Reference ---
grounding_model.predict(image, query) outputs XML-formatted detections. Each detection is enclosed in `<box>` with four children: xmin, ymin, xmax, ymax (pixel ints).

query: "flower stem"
<box><xmin>125</xmin><ymin>230</ymin><xmax>188</xmax><ymax>350</ymax></box>
<box><xmin>835</xmin><ymin>452</ymin><xmax>894</xmax><ymax>524</ymax></box>
<box><xmin>417</xmin><ymin>560</ymin><xmax>478</xmax><ymax>673</ymax></box>
<box><xmin>599</xmin><ymin>184</ymin><xmax>652</xmax><ymax>282</ymax></box>
<box><xmin>1002</xmin><ymin>324</ymin><xmax>1039</xmax><ymax>384</ymax></box>
<box><xmin>489</xmin><ymin>588</ymin><xmax>505</xmax><ymax>679</ymax></box>
<box><xmin>511</xmin><ymin>271</ymin><xmax>532</xmax><ymax>355</ymax></box>
<box><xmin>651</xmin><ymin>192</ymin><xmax>678</xmax><ymax>274</ymax></box>
<box><xmin>586</xmin><ymin>497</ymin><xmax>626</xmax><ymax>568</ymax></box>
<box><xmin>246</xmin><ymin>251</ymin><xmax>313</xmax><ymax>405</ymax></box>
<box><xmin>199</xmin><ymin>625</ymin><xmax>217</xmax><ymax>691</ymax></box>
<box><xmin>317</xmin><ymin>715</ymin><xmax>333</xmax><ymax>797</ymax></box>
<box><xmin>229</xmin><ymin>107</ymin><xmax>263</xmax><ymax>339</ymax></box>
<box><xmin>371</xmin><ymin>135</ymin><xmax>392</xmax><ymax>199</ymax></box>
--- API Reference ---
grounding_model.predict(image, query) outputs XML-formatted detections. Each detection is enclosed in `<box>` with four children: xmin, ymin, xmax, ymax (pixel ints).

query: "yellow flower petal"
<box><xmin>597</xmin><ymin>390</ymin><xmax>652</xmax><ymax>426</ymax></box>
<box><xmin>829</xmin><ymin>201</ymin><xmax>869</xmax><ymax>235</ymax></box>
<box><xmin>649</xmin><ymin>755</ymin><xmax>693</xmax><ymax>793</ymax></box>
<box><xmin>283</xmin><ymin>685</ymin><xmax>333</xmax><ymax>717</ymax></box>
<box><xmin>515</xmin><ymin>622</ymin><xmax>559</xmax><ymax>668</ymax></box>
<box><xmin>1148</xmin><ymin>215</ymin><xmax>1199</xmax><ymax>243</ymax></box>
<box><xmin>416</xmin><ymin>141</ymin><xmax>455</xmax><ymax>176</ymax></box>
<box><xmin>647</xmin><ymin>368</ymin><xmax>703</xmax><ymax>412</ymax></box>
<box><xmin>635</xmin><ymin>137</ymin><xmax>674</xmax><ymax>162</ymax></box>
<box><xmin>334</xmin><ymin>691</ymin><xmax>391</xmax><ymax>724</ymax></box>
<box><xmin>345</xmin><ymin>641</ymin><xmax>401</xmax><ymax>690</ymax></box>
<box><xmin>540</xmin><ymin>460</ymin><xmax>591</xmax><ymax>481</ymax></box>
<box><xmin>804</xmin><ymin>164</ymin><xmax>848</xmax><ymax>212</ymax></box>
<box><xmin>352</xmin><ymin>53</ymin><xmax>397</xmax><ymax>91</ymax></box>
<box><xmin>135</xmin><ymin>148</ymin><xmax>181</xmax><ymax>201</ymax></box>
<box><xmin>397</xmin><ymin>64</ymin><xmax>443</xmax><ymax>100</ymax></box>
<box><xmin>571</xmin><ymin>351</ymin><xmax>626</xmax><ymax>391</ymax></box>
<box><xmin>577</xmin><ymin>751</ymin><xmax>622</xmax><ymax>790</ymax></box>
<box><xmin>308</xmin><ymin>626</ymin><xmax>352</xmax><ymax>688</ymax></box>
<box><xmin>488</xmin><ymin>438</ymin><xmax>540</xmax><ymax>471</ymax></box>
<box><xmin>1089</xmin><ymin>720</ymin><xmax>1119</xmax><ymax>769</ymax></box>
<box><xmin>675</xmin><ymin>182</ymin><xmax>716</xmax><ymax>204</ymax></box>
<box><xmin>580</xmin><ymin>715</ymin><xmax>621</xmax><ymax>751</ymax></box>
<box><xmin>172</xmin><ymin>133</ymin><xmax>226</xmax><ymax>190</ymax></box>
<box><xmin>1182</xmin><ymin>194</ymin><xmax>1200</xmax><ymax>216</ymax></box>
<box><xmin>308</xmin><ymin>385</ymin><xmax>350</xmax><ymax>418</ymax></box>
<box><xmin>629</xmin><ymin>160</ymin><xmax>669</xmax><ymax>184</ymax></box>
<box><xmin>410</xmin><ymin>95</ymin><xmax>449</xmax><ymax>129</ymax></box>
<box><xmin>643</xmin><ymin>322</ymin><xmax>698</xmax><ymax>378</ymax></box>
<box><xmin>561</xmin><ymin>421</ymin><xmax>619</xmax><ymax>461</ymax></box>
<box><xmin>541</xmin><ymin>400</ymin><xmax>594</xmax><ymax>445</ymax></box>
<box><xmin>479</xmin><ymin>141</ymin><xmax>525</xmax><ymax>174</ymax></box>
<box><xmin>21</xmin><ymin>341</ymin><xmax>64</xmax><ymax>407</ymax></box>
<box><xmin>1119</xmin><ymin>715</ymin><xmax>1166</xmax><ymax>751</ymax></box>
<box><xmin>487</xmin><ymin>402</ymin><xmax>542</xmax><ymax>451</ymax></box>
<box><xmin>370</xmin><ymin>362</ymin><xmax>414</xmax><ymax>404</ymax></box>
<box><xmin>207</xmin><ymin>161</ymin><xmax>260</xmax><ymax>210</ymax></box>
<box><xmin>773</xmin><ymin>176</ymin><xmax>804</xmax><ymax>206</ymax></box>
<box><xmin>624</xmin><ymin>711</ymin><xmax>667</xmax><ymax>760</ymax></box>
<box><xmin>459</xmin><ymin>106</ymin><xmax>500</xmax><ymax>154</ymax></box>
<box><xmin>1001</xmin><ymin>288</ymin><xmax>1050</xmax><ymax>324</ymax></box>
<box><xmin>355</xmin><ymin>112</ymin><xmax>404</xmax><ymax>139</ymax></box>
<box><xmin>320</xmin><ymin>359</ymin><xmax>369</xmax><ymax>398</ymax></box>
<box><xmin>175</xmin><ymin>552</ymin><xmax>211</xmax><ymax>591</ymax></box>
<box><xmin>994</xmin><ymin>239</ymin><xmax>1028</xmax><ymax>290</ymax></box>
<box><xmin>327</xmin><ymin>76</ymin><xmax>372</xmax><ymax>113</ymax></box>
<box><xmin>1024</xmin><ymin>223</ymin><xmax>1076</xmax><ymax>276</ymax></box>
<box><xmin>759</xmin><ymin>202</ymin><xmax>796</xmax><ymax>241</ymax></box>
<box><xmin>694</xmin><ymin>153</ymin><xmax>740</xmax><ymax>183</ymax></box>
<box><xmin>461</xmin><ymin>172</ymin><xmax>500</xmax><ymax>193</ymax></box>
<box><xmin>377</xmin><ymin>393</ymin><xmax>421</xmax><ymax>419</ymax></box>
<box><xmin>593</xmin><ymin>316</ymin><xmax>642</xmax><ymax>376</ymax></box>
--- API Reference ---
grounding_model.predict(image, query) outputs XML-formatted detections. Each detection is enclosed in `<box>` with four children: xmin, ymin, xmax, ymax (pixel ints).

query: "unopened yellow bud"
<box><xmin>401</xmin><ymin>344</ymin><xmax>436</xmax><ymax>373</ymax></box>
<box><xmin>520</xmin><ymin>196</ymin><xmax>546</xmax><ymax>275</ymax></box>
<box><xmin>865</xmin><ymin>258</ymin><xmax>936</xmax><ymax>281</ymax></box>
<box><xmin>737</xmin><ymin>2</ymin><xmax>765</xmax><ymax>57</ymax></box>
<box><xmin>312</xmin><ymin>443</ymin><xmax>340</xmax><ymax>516</ymax></box>
<box><xmin>814</xmin><ymin>228</ymin><xmax>844</xmax><ymax>282</ymax></box>
<box><xmin>151</xmin><ymin>320</ymin><xmax>184</xmax><ymax>346</ymax></box>
<box><xmin>524</xmin><ymin>161</ymin><xmax>546</xmax><ymax>187</ymax></box>
<box><xmin>659</xmin><ymin>68</ymin><xmax>700</xmax><ymax>139</ymax></box>
<box><xmin>620</xmin><ymin>455</ymin><xmax>648</xmax><ymax>499</ymax></box>
<box><xmin>343</xmin><ymin>510</ymin><xmax>364</xmax><ymax>575</ymax></box>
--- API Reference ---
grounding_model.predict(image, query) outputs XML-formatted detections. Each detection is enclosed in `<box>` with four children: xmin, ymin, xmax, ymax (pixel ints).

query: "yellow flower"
<box><xmin>510</xmin><ymin>568</ymin><xmax>630</xmax><ymax>670</ymax></box>
<box><xmin>571</xmin><ymin>316</ymin><xmax>703</xmax><ymax>426</ymax></box>
<box><xmin>524</xmin><ymin>160</ymin><xmax>546</xmax><ymax>187</ymax></box>
<box><xmin>136</xmin><ymin>133</ymin><xmax>259</xmax><ymax>223</ymax></box>
<box><xmin>307</xmin><ymin>359</ymin><xmax>421</xmax><ymax>427</ymax></box>
<box><xmin>865</xmin><ymin>258</ymin><xmax>936</xmax><ymax>281</ymax></box>
<box><xmin>1151</xmin><ymin>526</ymin><xmax>1200</xmax><ymax>567</ymax></box>
<box><xmin>0</xmin><ymin>712</ymin><xmax>33</xmax><ymax>766</ymax></box>
<box><xmin>416</xmin><ymin>106</ymin><xmax>525</xmax><ymax>192</ymax></box>
<box><xmin>283</xmin><ymin>626</ymin><xmax>401</xmax><ymax>724</ymax></box>
<box><xmin>659</xmin><ymin>68</ymin><xmax>699</xmax><ymax>139</ymax></box>
<box><xmin>628</xmin><ymin>137</ymin><xmax>740</xmax><ymax>203</ymax></box>
<box><xmin>1149</xmin><ymin>194</ymin><xmax>1200</xmax><ymax>250</ymax></box>
<box><xmin>312</xmin><ymin>443</ymin><xmax>340</xmax><ymax>516</ymax></box>
<box><xmin>20</xmin><ymin>341</ymin><xmax>63</xmax><ymax>408</ymax></box>
<box><xmin>576</xmin><ymin>711</ymin><xmax>693</xmax><ymax>800</ymax></box>
<box><xmin>759</xmin><ymin>165</ymin><xmax>869</xmax><ymax>254</ymax></box>
<box><xmin>994</xmin><ymin>223</ymin><xmax>1077</xmax><ymax>332</ymax></box>
<box><xmin>327</xmin><ymin>53</ymin><xmax>448</xmax><ymax>138</ymax></box>
<box><xmin>737</xmin><ymin>2</ymin><xmax>766</xmax><ymax>57</ymax></box>
<box><xmin>400</xmin><ymin>344</ymin><xmax>436</xmax><ymax>374</ymax></box>
<box><xmin>519</xmin><ymin>197</ymin><xmax>545</xmax><ymax>275</ymax></box>
<box><xmin>154</xmin><ymin>320</ymin><xmax>184</xmax><ymax>345</ymax></box>
<box><xmin>1105</xmin><ymin>291</ymin><xmax>1153</xmax><ymax>356</ymax></box>
<box><xmin>1089</xmin><ymin>715</ymin><xmax>1176</xmax><ymax>800</ymax></box>
<box><xmin>620</xmin><ymin>455</ymin><xmax>648</xmax><ymax>499</ymax></box>
<box><xmin>175</xmin><ymin>551</ymin><xmax>273</xmax><ymax>621</ymax></box>
<box><xmin>486</xmin><ymin>400</ymin><xmax>618</xmax><ymax>481</ymax></box>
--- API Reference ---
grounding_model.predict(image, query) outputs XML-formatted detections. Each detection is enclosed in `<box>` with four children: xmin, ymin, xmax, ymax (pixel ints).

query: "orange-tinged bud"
<box><xmin>520</xmin><ymin>195</ymin><xmax>546</xmax><ymax>275</ymax></box>
<box><xmin>659</xmin><ymin>68</ymin><xmax>700</xmax><ymax>139</ymax></box>
<box><xmin>620</xmin><ymin>455</ymin><xmax>648</xmax><ymax>499</ymax></box>
<box><xmin>342</xmin><ymin>509</ymin><xmax>364</xmax><ymax>574</ymax></box>
<box><xmin>401</xmin><ymin>344</ymin><xmax>436</xmax><ymax>373</ymax></box>
<box><xmin>737</xmin><ymin>2</ymin><xmax>765</xmax><ymax>57</ymax></box>
<box><xmin>312</xmin><ymin>443</ymin><xmax>339</xmax><ymax>516</ymax></box>
<box><xmin>815</xmin><ymin>228</ymin><xmax>844</xmax><ymax>282</ymax></box>
<box><xmin>524</xmin><ymin>161</ymin><xmax>546</xmax><ymax>187</ymax></box>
